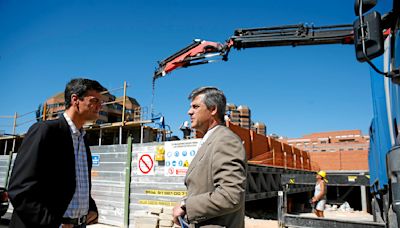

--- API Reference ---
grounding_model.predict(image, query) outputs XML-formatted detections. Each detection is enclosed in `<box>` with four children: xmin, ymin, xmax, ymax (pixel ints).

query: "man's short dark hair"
<box><xmin>64</xmin><ymin>78</ymin><xmax>107</xmax><ymax>109</ymax></box>
<box><xmin>188</xmin><ymin>86</ymin><xmax>226</xmax><ymax>123</ymax></box>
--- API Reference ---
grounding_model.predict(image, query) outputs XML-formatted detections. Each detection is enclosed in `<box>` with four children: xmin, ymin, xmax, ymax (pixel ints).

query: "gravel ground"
<box><xmin>245</xmin><ymin>217</ymin><xmax>279</xmax><ymax>228</ymax></box>
<box><xmin>75</xmin><ymin>210</ymin><xmax>375</xmax><ymax>228</ymax></box>
<box><xmin>299</xmin><ymin>210</ymin><xmax>374</xmax><ymax>222</ymax></box>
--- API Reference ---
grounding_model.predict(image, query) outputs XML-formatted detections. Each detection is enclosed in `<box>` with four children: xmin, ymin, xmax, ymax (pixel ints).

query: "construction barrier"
<box><xmin>90</xmin><ymin>144</ymin><xmax>128</xmax><ymax>226</ymax></box>
<box><xmin>0</xmin><ymin>155</ymin><xmax>10</xmax><ymax>188</ymax></box>
<box><xmin>129</xmin><ymin>141</ymin><xmax>190</xmax><ymax>227</ymax></box>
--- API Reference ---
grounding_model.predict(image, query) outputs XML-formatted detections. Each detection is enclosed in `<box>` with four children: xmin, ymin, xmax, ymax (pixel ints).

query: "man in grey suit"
<box><xmin>173</xmin><ymin>86</ymin><xmax>247</xmax><ymax>228</ymax></box>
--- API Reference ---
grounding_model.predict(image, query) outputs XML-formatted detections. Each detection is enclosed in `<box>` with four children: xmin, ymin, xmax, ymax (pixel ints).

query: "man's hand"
<box><xmin>173</xmin><ymin>203</ymin><xmax>186</xmax><ymax>225</ymax></box>
<box><xmin>87</xmin><ymin>210</ymin><xmax>98</xmax><ymax>225</ymax></box>
<box><xmin>311</xmin><ymin>197</ymin><xmax>317</xmax><ymax>203</ymax></box>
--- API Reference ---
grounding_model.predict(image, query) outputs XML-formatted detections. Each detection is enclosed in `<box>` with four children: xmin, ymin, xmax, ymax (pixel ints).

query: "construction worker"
<box><xmin>312</xmin><ymin>170</ymin><xmax>328</xmax><ymax>217</ymax></box>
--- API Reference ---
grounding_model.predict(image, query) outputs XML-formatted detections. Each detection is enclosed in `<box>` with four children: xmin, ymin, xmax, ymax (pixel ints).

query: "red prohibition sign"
<box><xmin>139</xmin><ymin>154</ymin><xmax>154</xmax><ymax>174</ymax></box>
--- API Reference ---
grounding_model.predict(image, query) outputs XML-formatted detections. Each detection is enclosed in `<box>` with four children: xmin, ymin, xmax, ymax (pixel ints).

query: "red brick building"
<box><xmin>44</xmin><ymin>92</ymin><xmax>141</xmax><ymax>124</ymax></box>
<box><xmin>279</xmin><ymin>130</ymin><xmax>369</xmax><ymax>171</ymax></box>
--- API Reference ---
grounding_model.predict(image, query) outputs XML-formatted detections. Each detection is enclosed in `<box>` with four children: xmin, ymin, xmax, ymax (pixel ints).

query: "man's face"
<box><xmin>77</xmin><ymin>90</ymin><xmax>103</xmax><ymax>121</ymax></box>
<box><xmin>188</xmin><ymin>94</ymin><xmax>213</xmax><ymax>133</ymax></box>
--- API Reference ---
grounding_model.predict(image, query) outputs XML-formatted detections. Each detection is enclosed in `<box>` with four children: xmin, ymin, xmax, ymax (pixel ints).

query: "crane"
<box><xmin>153</xmin><ymin>23</ymin><xmax>354</xmax><ymax>79</ymax></box>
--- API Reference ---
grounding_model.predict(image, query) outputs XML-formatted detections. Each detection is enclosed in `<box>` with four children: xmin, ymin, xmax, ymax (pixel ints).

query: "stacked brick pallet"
<box><xmin>226</xmin><ymin>121</ymin><xmax>318</xmax><ymax>171</ymax></box>
<box><xmin>225</xmin><ymin>103</ymin><xmax>251</xmax><ymax>129</ymax></box>
<box><xmin>237</xmin><ymin>105</ymin><xmax>251</xmax><ymax>129</ymax></box>
<box><xmin>225</xmin><ymin>103</ymin><xmax>266</xmax><ymax>136</ymax></box>
<box><xmin>133</xmin><ymin>207</ymin><xmax>179</xmax><ymax>228</ymax></box>
<box><xmin>251</xmin><ymin>122</ymin><xmax>266</xmax><ymax>136</ymax></box>
<box><xmin>226</xmin><ymin>103</ymin><xmax>240</xmax><ymax>124</ymax></box>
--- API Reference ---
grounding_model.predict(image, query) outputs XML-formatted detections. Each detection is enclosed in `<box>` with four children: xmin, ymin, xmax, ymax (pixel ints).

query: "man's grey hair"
<box><xmin>188</xmin><ymin>86</ymin><xmax>226</xmax><ymax>123</ymax></box>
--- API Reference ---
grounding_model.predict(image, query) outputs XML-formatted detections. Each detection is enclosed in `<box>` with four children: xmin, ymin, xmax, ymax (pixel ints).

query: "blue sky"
<box><xmin>0</xmin><ymin>0</ymin><xmax>372</xmax><ymax>138</ymax></box>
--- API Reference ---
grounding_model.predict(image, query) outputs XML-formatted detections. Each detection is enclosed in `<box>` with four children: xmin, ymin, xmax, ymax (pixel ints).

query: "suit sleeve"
<box><xmin>8</xmin><ymin>123</ymin><xmax>59</xmax><ymax>226</ymax></box>
<box><xmin>185</xmin><ymin>133</ymin><xmax>247</xmax><ymax>222</ymax></box>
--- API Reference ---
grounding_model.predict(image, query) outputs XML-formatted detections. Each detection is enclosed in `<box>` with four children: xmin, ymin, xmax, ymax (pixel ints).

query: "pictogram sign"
<box><xmin>138</xmin><ymin>153</ymin><xmax>155</xmax><ymax>175</ymax></box>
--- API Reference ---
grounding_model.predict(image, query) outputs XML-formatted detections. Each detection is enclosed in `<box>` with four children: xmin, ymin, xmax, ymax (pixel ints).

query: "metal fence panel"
<box><xmin>0</xmin><ymin>155</ymin><xmax>10</xmax><ymax>188</ymax></box>
<box><xmin>90</xmin><ymin>144</ymin><xmax>128</xmax><ymax>227</ymax></box>
<box><xmin>2</xmin><ymin>140</ymin><xmax>201</xmax><ymax>227</ymax></box>
<box><xmin>129</xmin><ymin>142</ymin><xmax>189</xmax><ymax>228</ymax></box>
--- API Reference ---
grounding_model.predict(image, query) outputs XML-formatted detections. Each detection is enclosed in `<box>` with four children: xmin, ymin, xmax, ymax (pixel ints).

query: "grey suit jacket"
<box><xmin>185</xmin><ymin>125</ymin><xmax>247</xmax><ymax>228</ymax></box>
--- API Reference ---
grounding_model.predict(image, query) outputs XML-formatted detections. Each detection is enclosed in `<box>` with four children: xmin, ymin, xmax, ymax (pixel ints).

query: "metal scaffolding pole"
<box><xmin>119</xmin><ymin>126</ymin><xmax>123</xmax><ymax>145</ymax></box>
<box><xmin>99</xmin><ymin>128</ymin><xmax>102</xmax><ymax>146</ymax></box>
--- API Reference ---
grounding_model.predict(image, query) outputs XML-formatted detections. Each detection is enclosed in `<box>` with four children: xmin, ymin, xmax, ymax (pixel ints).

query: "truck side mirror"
<box><xmin>353</xmin><ymin>11</ymin><xmax>384</xmax><ymax>62</ymax></box>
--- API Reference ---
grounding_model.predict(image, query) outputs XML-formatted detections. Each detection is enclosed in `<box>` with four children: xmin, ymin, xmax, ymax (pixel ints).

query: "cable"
<box><xmin>358</xmin><ymin>0</ymin><xmax>387</xmax><ymax>76</ymax></box>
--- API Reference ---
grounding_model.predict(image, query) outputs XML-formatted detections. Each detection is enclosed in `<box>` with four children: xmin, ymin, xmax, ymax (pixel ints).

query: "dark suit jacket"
<box><xmin>185</xmin><ymin>126</ymin><xmax>247</xmax><ymax>228</ymax></box>
<box><xmin>8</xmin><ymin>115</ymin><xmax>97</xmax><ymax>228</ymax></box>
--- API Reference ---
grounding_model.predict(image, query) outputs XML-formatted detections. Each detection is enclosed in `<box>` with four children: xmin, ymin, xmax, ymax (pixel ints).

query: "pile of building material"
<box><xmin>133</xmin><ymin>207</ymin><xmax>179</xmax><ymax>228</ymax></box>
<box><xmin>226</xmin><ymin>122</ymin><xmax>315</xmax><ymax>170</ymax></box>
<box><xmin>325</xmin><ymin>202</ymin><xmax>354</xmax><ymax>212</ymax></box>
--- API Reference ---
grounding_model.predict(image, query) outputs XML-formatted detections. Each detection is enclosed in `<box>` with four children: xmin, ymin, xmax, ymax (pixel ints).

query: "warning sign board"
<box><xmin>137</xmin><ymin>152</ymin><xmax>155</xmax><ymax>175</ymax></box>
<box><xmin>164</xmin><ymin>139</ymin><xmax>200</xmax><ymax>176</ymax></box>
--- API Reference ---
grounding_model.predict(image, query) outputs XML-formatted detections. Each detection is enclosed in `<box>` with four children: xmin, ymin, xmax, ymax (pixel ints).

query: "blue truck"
<box><xmin>366</xmin><ymin>0</ymin><xmax>400</xmax><ymax>227</ymax></box>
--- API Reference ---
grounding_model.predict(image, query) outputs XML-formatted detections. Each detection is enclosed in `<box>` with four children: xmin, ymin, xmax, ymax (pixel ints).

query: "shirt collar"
<box><xmin>63</xmin><ymin>112</ymin><xmax>86</xmax><ymax>136</ymax></box>
<box><xmin>200</xmin><ymin>125</ymin><xmax>220</xmax><ymax>145</ymax></box>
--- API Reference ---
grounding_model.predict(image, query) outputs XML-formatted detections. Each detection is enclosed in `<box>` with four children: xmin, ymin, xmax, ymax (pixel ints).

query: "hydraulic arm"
<box><xmin>154</xmin><ymin>23</ymin><xmax>354</xmax><ymax>79</ymax></box>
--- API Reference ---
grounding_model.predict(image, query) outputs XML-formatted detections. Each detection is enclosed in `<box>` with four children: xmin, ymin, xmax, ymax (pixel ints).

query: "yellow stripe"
<box><xmin>139</xmin><ymin>200</ymin><xmax>177</xmax><ymax>206</ymax></box>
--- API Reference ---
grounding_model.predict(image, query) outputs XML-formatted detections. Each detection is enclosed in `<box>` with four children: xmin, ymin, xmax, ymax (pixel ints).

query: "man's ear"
<box><xmin>71</xmin><ymin>94</ymin><xmax>79</xmax><ymax>106</ymax></box>
<box><xmin>210</xmin><ymin>106</ymin><xmax>218</xmax><ymax>116</ymax></box>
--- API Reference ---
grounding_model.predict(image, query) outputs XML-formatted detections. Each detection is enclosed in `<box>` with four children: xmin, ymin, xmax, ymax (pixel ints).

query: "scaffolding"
<box><xmin>0</xmin><ymin>81</ymin><xmax>168</xmax><ymax>153</ymax></box>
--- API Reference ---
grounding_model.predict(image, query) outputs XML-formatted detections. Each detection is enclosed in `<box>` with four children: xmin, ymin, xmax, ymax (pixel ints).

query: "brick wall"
<box><xmin>308</xmin><ymin>150</ymin><xmax>368</xmax><ymax>171</ymax></box>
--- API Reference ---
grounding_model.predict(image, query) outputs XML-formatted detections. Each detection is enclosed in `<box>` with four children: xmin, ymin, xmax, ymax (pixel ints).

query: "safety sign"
<box><xmin>92</xmin><ymin>154</ymin><xmax>100</xmax><ymax>166</ymax></box>
<box><xmin>164</xmin><ymin>139</ymin><xmax>201</xmax><ymax>176</ymax></box>
<box><xmin>137</xmin><ymin>152</ymin><xmax>155</xmax><ymax>175</ymax></box>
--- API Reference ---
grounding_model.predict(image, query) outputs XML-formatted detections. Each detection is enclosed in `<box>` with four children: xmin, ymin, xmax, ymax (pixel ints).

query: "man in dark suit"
<box><xmin>173</xmin><ymin>86</ymin><xmax>247</xmax><ymax>228</ymax></box>
<box><xmin>8</xmin><ymin>78</ymin><xmax>106</xmax><ymax>228</ymax></box>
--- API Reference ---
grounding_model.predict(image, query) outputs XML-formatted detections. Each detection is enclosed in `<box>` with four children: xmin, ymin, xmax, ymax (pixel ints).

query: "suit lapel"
<box><xmin>185</xmin><ymin>126</ymin><xmax>222</xmax><ymax>179</ymax></box>
<box><xmin>186</xmin><ymin>142</ymin><xmax>208</xmax><ymax>178</ymax></box>
<box><xmin>59</xmin><ymin>115</ymin><xmax>75</xmax><ymax>166</ymax></box>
